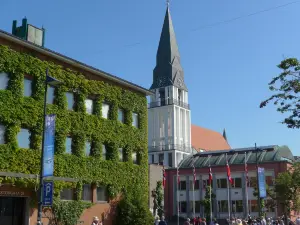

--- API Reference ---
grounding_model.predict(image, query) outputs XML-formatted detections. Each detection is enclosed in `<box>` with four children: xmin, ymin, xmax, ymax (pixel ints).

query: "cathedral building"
<box><xmin>148</xmin><ymin>5</ymin><xmax>230</xmax><ymax>168</ymax></box>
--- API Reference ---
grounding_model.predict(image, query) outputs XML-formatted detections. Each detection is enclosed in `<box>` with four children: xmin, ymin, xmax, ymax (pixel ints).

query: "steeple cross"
<box><xmin>166</xmin><ymin>0</ymin><xmax>170</xmax><ymax>6</ymax></box>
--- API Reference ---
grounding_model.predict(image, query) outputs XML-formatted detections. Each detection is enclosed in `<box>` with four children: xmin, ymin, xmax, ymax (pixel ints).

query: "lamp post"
<box><xmin>36</xmin><ymin>69</ymin><xmax>61</xmax><ymax>225</ymax></box>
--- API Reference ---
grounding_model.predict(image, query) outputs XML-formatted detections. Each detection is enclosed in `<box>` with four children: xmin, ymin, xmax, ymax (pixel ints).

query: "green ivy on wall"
<box><xmin>0</xmin><ymin>45</ymin><xmax>149</xmax><ymax>202</ymax></box>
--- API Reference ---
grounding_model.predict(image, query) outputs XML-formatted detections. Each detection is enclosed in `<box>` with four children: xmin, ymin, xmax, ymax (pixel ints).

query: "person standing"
<box><xmin>295</xmin><ymin>217</ymin><xmax>300</xmax><ymax>225</ymax></box>
<box><xmin>155</xmin><ymin>216</ymin><xmax>160</xmax><ymax>225</ymax></box>
<box><xmin>159</xmin><ymin>216</ymin><xmax>168</xmax><ymax>225</ymax></box>
<box><xmin>91</xmin><ymin>216</ymin><xmax>102</xmax><ymax>225</ymax></box>
<box><xmin>184</xmin><ymin>218</ymin><xmax>191</xmax><ymax>225</ymax></box>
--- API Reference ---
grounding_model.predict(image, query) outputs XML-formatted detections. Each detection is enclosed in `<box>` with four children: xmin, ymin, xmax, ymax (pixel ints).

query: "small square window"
<box><xmin>118</xmin><ymin>109</ymin><xmax>124</xmax><ymax>123</ymax></box>
<box><xmin>82</xmin><ymin>184</ymin><xmax>92</xmax><ymax>202</ymax></box>
<box><xmin>66</xmin><ymin>137</ymin><xmax>72</xmax><ymax>154</ymax></box>
<box><xmin>66</xmin><ymin>92</ymin><xmax>74</xmax><ymax>110</ymax></box>
<box><xmin>85</xmin><ymin>142</ymin><xmax>91</xmax><ymax>156</ymax></box>
<box><xmin>85</xmin><ymin>99</ymin><xmax>93</xmax><ymax>114</ymax></box>
<box><xmin>97</xmin><ymin>186</ymin><xmax>108</xmax><ymax>202</ymax></box>
<box><xmin>0</xmin><ymin>125</ymin><xmax>5</xmax><ymax>144</ymax></box>
<box><xmin>102</xmin><ymin>103</ymin><xmax>110</xmax><ymax>119</ymax></box>
<box><xmin>132</xmin><ymin>152</ymin><xmax>137</xmax><ymax>164</ymax></box>
<box><xmin>17</xmin><ymin>128</ymin><xmax>30</xmax><ymax>149</ymax></box>
<box><xmin>233</xmin><ymin>178</ymin><xmax>242</xmax><ymax>188</ymax></box>
<box><xmin>118</xmin><ymin>148</ymin><xmax>123</xmax><ymax>161</ymax></box>
<box><xmin>0</xmin><ymin>72</ymin><xmax>9</xmax><ymax>90</ymax></box>
<box><xmin>132</xmin><ymin>113</ymin><xmax>138</xmax><ymax>128</ymax></box>
<box><xmin>180</xmin><ymin>181</ymin><xmax>186</xmax><ymax>190</ymax></box>
<box><xmin>60</xmin><ymin>188</ymin><xmax>74</xmax><ymax>200</ymax></box>
<box><xmin>102</xmin><ymin>145</ymin><xmax>107</xmax><ymax>160</ymax></box>
<box><xmin>47</xmin><ymin>86</ymin><xmax>55</xmax><ymax>104</ymax></box>
<box><xmin>159</xmin><ymin>153</ymin><xmax>164</xmax><ymax>165</ymax></box>
<box><xmin>24</xmin><ymin>79</ymin><xmax>32</xmax><ymax>97</ymax></box>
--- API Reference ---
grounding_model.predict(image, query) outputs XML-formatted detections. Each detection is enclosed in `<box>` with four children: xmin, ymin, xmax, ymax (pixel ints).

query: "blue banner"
<box><xmin>43</xmin><ymin>181</ymin><xmax>53</xmax><ymax>207</ymax></box>
<box><xmin>258</xmin><ymin>167</ymin><xmax>267</xmax><ymax>198</ymax></box>
<box><xmin>43</xmin><ymin>114</ymin><xmax>56</xmax><ymax>177</ymax></box>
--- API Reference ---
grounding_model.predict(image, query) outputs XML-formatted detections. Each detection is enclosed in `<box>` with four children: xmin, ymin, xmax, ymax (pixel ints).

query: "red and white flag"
<box><xmin>193</xmin><ymin>166</ymin><xmax>196</xmax><ymax>185</ymax></box>
<box><xmin>245</xmin><ymin>153</ymin><xmax>249</xmax><ymax>186</ymax></box>
<box><xmin>226</xmin><ymin>160</ymin><xmax>233</xmax><ymax>185</ymax></box>
<box><xmin>177</xmin><ymin>168</ymin><xmax>180</xmax><ymax>185</ymax></box>
<box><xmin>208</xmin><ymin>167</ymin><xmax>213</xmax><ymax>186</ymax></box>
<box><xmin>162</xmin><ymin>165</ymin><xmax>166</xmax><ymax>188</ymax></box>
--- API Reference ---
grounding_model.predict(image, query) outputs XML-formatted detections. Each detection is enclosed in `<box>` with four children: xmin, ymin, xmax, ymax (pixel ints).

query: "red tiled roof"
<box><xmin>191</xmin><ymin>124</ymin><xmax>231</xmax><ymax>152</ymax></box>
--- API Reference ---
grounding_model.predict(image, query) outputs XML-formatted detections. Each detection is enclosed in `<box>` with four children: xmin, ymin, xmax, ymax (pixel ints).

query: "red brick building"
<box><xmin>163</xmin><ymin>145</ymin><xmax>296</xmax><ymax>220</ymax></box>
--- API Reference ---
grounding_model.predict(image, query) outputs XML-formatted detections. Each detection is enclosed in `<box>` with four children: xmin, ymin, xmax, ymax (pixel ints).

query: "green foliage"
<box><xmin>200</xmin><ymin>186</ymin><xmax>215</xmax><ymax>222</ymax></box>
<box><xmin>260</xmin><ymin>58</ymin><xmax>300</xmax><ymax>128</ymax></box>
<box><xmin>0</xmin><ymin>45</ymin><xmax>149</xmax><ymax>202</ymax></box>
<box><xmin>115</xmin><ymin>190</ymin><xmax>154</xmax><ymax>225</ymax></box>
<box><xmin>155</xmin><ymin>181</ymin><xmax>164</xmax><ymax>218</ymax></box>
<box><xmin>274</xmin><ymin>163</ymin><xmax>300</xmax><ymax>213</ymax></box>
<box><xmin>49</xmin><ymin>198</ymin><xmax>93</xmax><ymax>225</ymax></box>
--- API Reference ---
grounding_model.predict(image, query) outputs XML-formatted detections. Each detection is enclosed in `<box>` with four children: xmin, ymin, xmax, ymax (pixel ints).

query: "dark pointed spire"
<box><xmin>223</xmin><ymin>129</ymin><xmax>228</xmax><ymax>142</ymax></box>
<box><xmin>150</xmin><ymin>5</ymin><xmax>187</xmax><ymax>91</ymax></box>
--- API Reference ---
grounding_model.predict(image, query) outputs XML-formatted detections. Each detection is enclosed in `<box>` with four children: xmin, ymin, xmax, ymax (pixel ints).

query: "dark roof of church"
<box><xmin>150</xmin><ymin>6</ymin><xmax>187</xmax><ymax>91</ymax></box>
<box><xmin>178</xmin><ymin>145</ymin><xmax>294</xmax><ymax>168</ymax></box>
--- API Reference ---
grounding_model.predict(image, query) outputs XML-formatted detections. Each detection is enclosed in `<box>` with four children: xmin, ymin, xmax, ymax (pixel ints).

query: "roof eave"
<box><xmin>0</xmin><ymin>30</ymin><xmax>154</xmax><ymax>96</ymax></box>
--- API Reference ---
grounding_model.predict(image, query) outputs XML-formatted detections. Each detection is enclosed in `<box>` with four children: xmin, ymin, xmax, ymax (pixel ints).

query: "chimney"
<box><xmin>11</xmin><ymin>17</ymin><xmax>45</xmax><ymax>47</ymax></box>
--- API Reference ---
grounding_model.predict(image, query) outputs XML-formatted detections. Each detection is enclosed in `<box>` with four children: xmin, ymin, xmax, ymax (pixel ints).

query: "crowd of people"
<box><xmin>153</xmin><ymin>215</ymin><xmax>300</xmax><ymax>225</ymax></box>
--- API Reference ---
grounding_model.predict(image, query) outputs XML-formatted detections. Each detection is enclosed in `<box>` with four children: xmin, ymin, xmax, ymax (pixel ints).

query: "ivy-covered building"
<box><xmin>0</xmin><ymin>18</ymin><xmax>152</xmax><ymax>225</ymax></box>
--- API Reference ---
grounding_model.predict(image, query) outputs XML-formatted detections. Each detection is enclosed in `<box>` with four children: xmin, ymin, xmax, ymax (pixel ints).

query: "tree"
<box><xmin>200</xmin><ymin>186</ymin><xmax>216</xmax><ymax>222</ymax></box>
<box><xmin>260</xmin><ymin>58</ymin><xmax>300</xmax><ymax>128</ymax></box>
<box><xmin>274</xmin><ymin>162</ymin><xmax>300</xmax><ymax>221</ymax></box>
<box><xmin>152</xmin><ymin>181</ymin><xmax>164</xmax><ymax>218</ymax></box>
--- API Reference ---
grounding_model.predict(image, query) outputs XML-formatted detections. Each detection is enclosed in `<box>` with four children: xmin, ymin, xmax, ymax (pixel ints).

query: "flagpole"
<box><xmin>192</xmin><ymin>165</ymin><xmax>195</xmax><ymax>221</ymax></box>
<box><xmin>226</xmin><ymin>153</ymin><xmax>231</xmax><ymax>220</ymax></box>
<box><xmin>209</xmin><ymin>157</ymin><xmax>212</xmax><ymax>224</ymax></box>
<box><xmin>245</xmin><ymin>152</ymin><xmax>249</xmax><ymax>218</ymax></box>
<box><xmin>177</xmin><ymin>167</ymin><xmax>179</xmax><ymax>225</ymax></box>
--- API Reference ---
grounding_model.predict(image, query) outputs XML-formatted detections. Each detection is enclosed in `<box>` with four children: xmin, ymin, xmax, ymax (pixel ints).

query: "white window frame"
<box><xmin>17</xmin><ymin>128</ymin><xmax>31</xmax><ymax>149</ymax></box>
<box><xmin>66</xmin><ymin>92</ymin><xmax>74</xmax><ymax>110</ymax></box>
<box><xmin>101</xmin><ymin>103</ymin><xmax>110</xmax><ymax>119</ymax></box>
<box><xmin>132</xmin><ymin>113</ymin><xmax>138</xmax><ymax>128</ymax></box>
<box><xmin>85</xmin><ymin>99</ymin><xmax>93</xmax><ymax>115</ymax></box>
<box><xmin>118</xmin><ymin>109</ymin><xmax>124</xmax><ymax>123</ymax></box>
<box><xmin>23</xmin><ymin>78</ymin><xmax>32</xmax><ymax>97</ymax></box>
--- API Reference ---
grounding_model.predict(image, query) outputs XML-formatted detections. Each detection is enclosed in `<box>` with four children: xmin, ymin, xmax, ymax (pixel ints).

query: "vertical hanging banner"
<box><xmin>258</xmin><ymin>167</ymin><xmax>267</xmax><ymax>198</ymax></box>
<box><xmin>43</xmin><ymin>114</ymin><xmax>56</xmax><ymax>177</ymax></box>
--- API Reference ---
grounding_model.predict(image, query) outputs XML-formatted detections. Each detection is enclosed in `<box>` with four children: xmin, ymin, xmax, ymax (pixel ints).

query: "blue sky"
<box><xmin>1</xmin><ymin>0</ymin><xmax>299</xmax><ymax>154</ymax></box>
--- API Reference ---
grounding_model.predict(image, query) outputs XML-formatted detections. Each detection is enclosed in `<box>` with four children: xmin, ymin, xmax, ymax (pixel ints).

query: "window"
<box><xmin>97</xmin><ymin>186</ymin><xmax>108</xmax><ymax>202</ymax></box>
<box><xmin>232</xmin><ymin>200</ymin><xmax>243</xmax><ymax>212</ymax></box>
<box><xmin>232</xmin><ymin>178</ymin><xmax>242</xmax><ymax>188</ymax></box>
<box><xmin>159</xmin><ymin>153</ymin><xmax>164</xmax><ymax>165</ymax></box>
<box><xmin>66</xmin><ymin>137</ymin><xmax>72</xmax><ymax>154</ymax></box>
<box><xmin>85</xmin><ymin>141</ymin><xmax>91</xmax><ymax>156</ymax></box>
<box><xmin>102</xmin><ymin>145</ymin><xmax>107</xmax><ymax>160</ymax></box>
<box><xmin>132</xmin><ymin>113</ymin><xmax>138</xmax><ymax>128</ymax></box>
<box><xmin>176</xmin><ymin>152</ymin><xmax>182</xmax><ymax>165</ymax></box>
<box><xmin>82</xmin><ymin>184</ymin><xmax>92</xmax><ymax>201</ymax></box>
<box><xmin>195</xmin><ymin>201</ymin><xmax>201</xmax><ymax>212</ymax></box>
<box><xmin>203</xmin><ymin>179</ymin><xmax>213</xmax><ymax>189</ymax></box>
<box><xmin>179</xmin><ymin>201</ymin><xmax>187</xmax><ymax>213</ymax></box>
<box><xmin>250</xmin><ymin>200</ymin><xmax>258</xmax><ymax>212</ymax></box>
<box><xmin>60</xmin><ymin>188</ymin><xmax>74</xmax><ymax>200</ymax></box>
<box><xmin>0</xmin><ymin>125</ymin><xmax>5</xmax><ymax>144</ymax></box>
<box><xmin>118</xmin><ymin>109</ymin><xmax>124</xmax><ymax>123</ymax></box>
<box><xmin>118</xmin><ymin>148</ymin><xmax>123</xmax><ymax>161</ymax></box>
<box><xmin>218</xmin><ymin>200</ymin><xmax>228</xmax><ymax>212</ymax></box>
<box><xmin>24</xmin><ymin>78</ymin><xmax>32</xmax><ymax>97</ymax></box>
<box><xmin>66</xmin><ymin>92</ymin><xmax>74</xmax><ymax>110</ymax></box>
<box><xmin>266</xmin><ymin>176</ymin><xmax>274</xmax><ymax>186</ymax></box>
<box><xmin>265</xmin><ymin>199</ymin><xmax>275</xmax><ymax>212</ymax></box>
<box><xmin>102</xmin><ymin>103</ymin><xmax>110</xmax><ymax>119</ymax></box>
<box><xmin>152</xmin><ymin>154</ymin><xmax>154</xmax><ymax>163</ymax></box>
<box><xmin>85</xmin><ymin>99</ymin><xmax>93</xmax><ymax>114</ymax></box>
<box><xmin>180</xmin><ymin>181</ymin><xmax>186</xmax><ymax>190</ymax></box>
<box><xmin>217</xmin><ymin>178</ymin><xmax>227</xmax><ymax>188</ymax></box>
<box><xmin>168</xmin><ymin>153</ymin><xmax>172</xmax><ymax>167</ymax></box>
<box><xmin>190</xmin><ymin>180</ymin><xmax>200</xmax><ymax>190</ymax></box>
<box><xmin>17</xmin><ymin>128</ymin><xmax>30</xmax><ymax>148</ymax></box>
<box><xmin>0</xmin><ymin>72</ymin><xmax>9</xmax><ymax>90</ymax></box>
<box><xmin>47</xmin><ymin>86</ymin><xmax>55</xmax><ymax>104</ymax></box>
<box><xmin>249</xmin><ymin>177</ymin><xmax>257</xmax><ymax>188</ymax></box>
<box><xmin>132</xmin><ymin>152</ymin><xmax>137</xmax><ymax>164</ymax></box>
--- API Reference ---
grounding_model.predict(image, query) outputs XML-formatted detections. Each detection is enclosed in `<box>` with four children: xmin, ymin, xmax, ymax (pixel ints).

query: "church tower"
<box><xmin>148</xmin><ymin>5</ymin><xmax>192</xmax><ymax>168</ymax></box>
